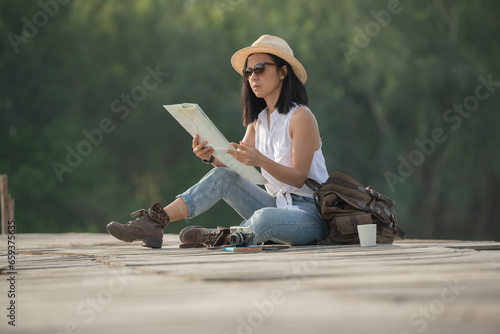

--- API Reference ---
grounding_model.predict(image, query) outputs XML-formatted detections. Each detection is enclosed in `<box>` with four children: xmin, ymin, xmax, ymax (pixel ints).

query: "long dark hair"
<box><xmin>241</xmin><ymin>53</ymin><xmax>308</xmax><ymax>126</ymax></box>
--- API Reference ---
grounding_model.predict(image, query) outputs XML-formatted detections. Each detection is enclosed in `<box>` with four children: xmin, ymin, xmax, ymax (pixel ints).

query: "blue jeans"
<box><xmin>177</xmin><ymin>167</ymin><xmax>327</xmax><ymax>245</ymax></box>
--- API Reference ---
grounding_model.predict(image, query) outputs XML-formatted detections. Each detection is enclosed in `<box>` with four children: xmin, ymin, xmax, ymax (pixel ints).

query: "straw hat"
<box><xmin>231</xmin><ymin>34</ymin><xmax>307</xmax><ymax>84</ymax></box>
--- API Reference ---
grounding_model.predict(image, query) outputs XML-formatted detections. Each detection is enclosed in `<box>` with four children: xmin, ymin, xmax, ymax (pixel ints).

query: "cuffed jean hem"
<box><xmin>176</xmin><ymin>193</ymin><xmax>196</xmax><ymax>219</ymax></box>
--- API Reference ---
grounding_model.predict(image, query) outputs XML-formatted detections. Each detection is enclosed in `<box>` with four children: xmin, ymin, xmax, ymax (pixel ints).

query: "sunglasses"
<box><xmin>243</xmin><ymin>62</ymin><xmax>276</xmax><ymax>79</ymax></box>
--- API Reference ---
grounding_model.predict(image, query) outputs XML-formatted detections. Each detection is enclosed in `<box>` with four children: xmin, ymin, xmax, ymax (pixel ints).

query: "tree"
<box><xmin>1</xmin><ymin>0</ymin><xmax>499</xmax><ymax>240</ymax></box>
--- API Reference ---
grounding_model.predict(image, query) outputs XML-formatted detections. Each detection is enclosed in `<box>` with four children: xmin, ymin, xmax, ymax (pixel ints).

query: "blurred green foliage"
<box><xmin>1</xmin><ymin>0</ymin><xmax>499</xmax><ymax>240</ymax></box>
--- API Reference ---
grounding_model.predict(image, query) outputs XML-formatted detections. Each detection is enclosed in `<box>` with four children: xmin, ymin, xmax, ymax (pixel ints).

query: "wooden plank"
<box><xmin>1</xmin><ymin>233</ymin><xmax>500</xmax><ymax>334</ymax></box>
<box><xmin>0</xmin><ymin>174</ymin><xmax>9</xmax><ymax>235</ymax></box>
<box><xmin>0</xmin><ymin>174</ymin><xmax>14</xmax><ymax>235</ymax></box>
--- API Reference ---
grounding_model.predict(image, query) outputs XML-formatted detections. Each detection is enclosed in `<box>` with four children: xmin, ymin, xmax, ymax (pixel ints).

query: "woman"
<box><xmin>106</xmin><ymin>34</ymin><xmax>329</xmax><ymax>248</ymax></box>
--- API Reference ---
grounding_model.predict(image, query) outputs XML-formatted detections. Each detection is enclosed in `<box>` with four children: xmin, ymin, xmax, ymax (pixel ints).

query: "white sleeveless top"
<box><xmin>255</xmin><ymin>104</ymin><xmax>329</xmax><ymax>210</ymax></box>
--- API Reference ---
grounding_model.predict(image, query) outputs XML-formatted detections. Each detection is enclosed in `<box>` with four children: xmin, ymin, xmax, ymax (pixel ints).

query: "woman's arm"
<box><xmin>228</xmin><ymin>107</ymin><xmax>321</xmax><ymax>188</ymax></box>
<box><xmin>192</xmin><ymin>122</ymin><xmax>257</xmax><ymax>168</ymax></box>
<box><xmin>192</xmin><ymin>135</ymin><xmax>227</xmax><ymax>167</ymax></box>
<box><xmin>241</xmin><ymin>122</ymin><xmax>256</xmax><ymax>148</ymax></box>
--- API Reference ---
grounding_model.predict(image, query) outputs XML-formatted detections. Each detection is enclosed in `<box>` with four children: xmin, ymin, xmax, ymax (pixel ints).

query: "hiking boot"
<box><xmin>179</xmin><ymin>225</ymin><xmax>229</xmax><ymax>248</ymax></box>
<box><xmin>106</xmin><ymin>202</ymin><xmax>169</xmax><ymax>249</ymax></box>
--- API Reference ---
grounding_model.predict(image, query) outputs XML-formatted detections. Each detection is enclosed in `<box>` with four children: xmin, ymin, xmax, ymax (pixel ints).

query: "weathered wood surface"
<box><xmin>0</xmin><ymin>174</ymin><xmax>14</xmax><ymax>235</ymax></box>
<box><xmin>1</xmin><ymin>233</ymin><xmax>500</xmax><ymax>334</ymax></box>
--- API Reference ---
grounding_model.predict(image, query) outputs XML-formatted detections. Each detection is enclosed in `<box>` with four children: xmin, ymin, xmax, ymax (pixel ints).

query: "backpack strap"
<box><xmin>335</xmin><ymin>192</ymin><xmax>407</xmax><ymax>239</ymax></box>
<box><xmin>329</xmin><ymin>174</ymin><xmax>367</xmax><ymax>193</ymax></box>
<box><xmin>305</xmin><ymin>178</ymin><xmax>321</xmax><ymax>192</ymax></box>
<box><xmin>331</xmin><ymin>173</ymin><xmax>396</xmax><ymax>206</ymax></box>
<box><xmin>366</xmin><ymin>186</ymin><xmax>396</xmax><ymax>206</ymax></box>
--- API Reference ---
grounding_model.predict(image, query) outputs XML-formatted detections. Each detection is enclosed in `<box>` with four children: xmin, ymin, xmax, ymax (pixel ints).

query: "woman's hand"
<box><xmin>192</xmin><ymin>135</ymin><xmax>214</xmax><ymax>161</ymax></box>
<box><xmin>227</xmin><ymin>141</ymin><xmax>264</xmax><ymax>167</ymax></box>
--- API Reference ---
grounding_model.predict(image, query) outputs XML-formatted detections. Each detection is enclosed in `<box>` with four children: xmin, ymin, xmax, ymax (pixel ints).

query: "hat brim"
<box><xmin>231</xmin><ymin>46</ymin><xmax>307</xmax><ymax>84</ymax></box>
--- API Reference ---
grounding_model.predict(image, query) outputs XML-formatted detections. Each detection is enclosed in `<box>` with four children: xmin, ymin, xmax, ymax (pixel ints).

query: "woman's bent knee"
<box><xmin>209</xmin><ymin>167</ymin><xmax>240</xmax><ymax>183</ymax></box>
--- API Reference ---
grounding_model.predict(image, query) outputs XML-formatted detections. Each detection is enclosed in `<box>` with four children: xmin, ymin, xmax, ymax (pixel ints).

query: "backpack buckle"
<box><xmin>368</xmin><ymin>187</ymin><xmax>380</xmax><ymax>199</ymax></box>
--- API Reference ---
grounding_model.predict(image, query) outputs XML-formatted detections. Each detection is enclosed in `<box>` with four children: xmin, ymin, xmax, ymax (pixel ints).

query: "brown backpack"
<box><xmin>306</xmin><ymin>172</ymin><xmax>407</xmax><ymax>244</ymax></box>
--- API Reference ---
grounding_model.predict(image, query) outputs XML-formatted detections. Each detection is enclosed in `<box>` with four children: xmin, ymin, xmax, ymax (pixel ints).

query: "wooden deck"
<box><xmin>1</xmin><ymin>233</ymin><xmax>500</xmax><ymax>334</ymax></box>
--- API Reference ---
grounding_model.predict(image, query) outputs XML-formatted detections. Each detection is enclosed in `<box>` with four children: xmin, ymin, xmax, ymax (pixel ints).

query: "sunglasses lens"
<box><xmin>243</xmin><ymin>68</ymin><xmax>252</xmax><ymax>78</ymax></box>
<box><xmin>243</xmin><ymin>63</ymin><xmax>272</xmax><ymax>79</ymax></box>
<box><xmin>253</xmin><ymin>64</ymin><xmax>266</xmax><ymax>75</ymax></box>
<box><xmin>253</xmin><ymin>64</ymin><xmax>265</xmax><ymax>75</ymax></box>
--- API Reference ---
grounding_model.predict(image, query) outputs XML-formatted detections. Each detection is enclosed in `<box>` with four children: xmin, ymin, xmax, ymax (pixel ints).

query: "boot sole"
<box><xmin>179</xmin><ymin>243</ymin><xmax>206</xmax><ymax>248</ymax></box>
<box><xmin>106</xmin><ymin>224</ymin><xmax>163</xmax><ymax>249</ymax></box>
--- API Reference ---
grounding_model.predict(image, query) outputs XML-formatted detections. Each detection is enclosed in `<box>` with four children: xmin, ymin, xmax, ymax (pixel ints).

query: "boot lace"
<box><xmin>202</xmin><ymin>227</ymin><xmax>229</xmax><ymax>247</ymax></box>
<box><xmin>126</xmin><ymin>209</ymin><xmax>148</xmax><ymax>225</ymax></box>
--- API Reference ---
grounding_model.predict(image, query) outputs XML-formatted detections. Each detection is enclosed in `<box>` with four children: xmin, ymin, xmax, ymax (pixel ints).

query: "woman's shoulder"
<box><xmin>289</xmin><ymin>105</ymin><xmax>319</xmax><ymax>134</ymax></box>
<box><xmin>291</xmin><ymin>105</ymin><xmax>316</xmax><ymax>122</ymax></box>
<box><xmin>288</xmin><ymin>105</ymin><xmax>321</xmax><ymax>144</ymax></box>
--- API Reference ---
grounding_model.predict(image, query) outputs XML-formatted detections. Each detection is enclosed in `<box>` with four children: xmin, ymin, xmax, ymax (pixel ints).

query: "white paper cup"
<box><xmin>357</xmin><ymin>224</ymin><xmax>377</xmax><ymax>247</ymax></box>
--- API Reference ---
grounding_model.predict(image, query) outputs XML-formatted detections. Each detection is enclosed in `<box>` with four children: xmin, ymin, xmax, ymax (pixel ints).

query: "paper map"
<box><xmin>164</xmin><ymin>103</ymin><xmax>266</xmax><ymax>185</ymax></box>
